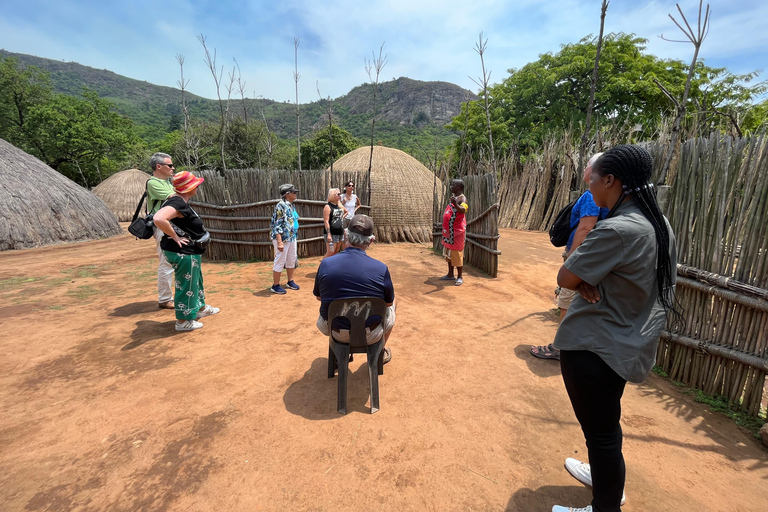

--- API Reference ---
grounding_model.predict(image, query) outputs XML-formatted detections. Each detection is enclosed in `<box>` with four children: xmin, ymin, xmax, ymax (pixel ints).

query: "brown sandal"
<box><xmin>530</xmin><ymin>343</ymin><xmax>560</xmax><ymax>360</ymax></box>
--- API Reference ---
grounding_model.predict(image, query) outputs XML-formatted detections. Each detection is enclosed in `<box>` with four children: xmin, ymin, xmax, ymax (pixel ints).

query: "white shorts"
<box><xmin>317</xmin><ymin>304</ymin><xmax>396</xmax><ymax>344</ymax></box>
<box><xmin>273</xmin><ymin>239</ymin><xmax>297</xmax><ymax>271</ymax></box>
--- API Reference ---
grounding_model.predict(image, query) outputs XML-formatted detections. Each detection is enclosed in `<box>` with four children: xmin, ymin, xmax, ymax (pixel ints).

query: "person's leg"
<box><xmin>440</xmin><ymin>246</ymin><xmax>455</xmax><ymax>279</ymax></box>
<box><xmin>285</xmin><ymin>241</ymin><xmax>297</xmax><ymax>286</ymax></box>
<box><xmin>164</xmin><ymin>251</ymin><xmax>196</xmax><ymax>321</ymax></box>
<box><xmin>156</xmin><ymin>228</ymin><xmax>174</xmax><ymax>306</ymax></box>
<box><xmin>560</xmin><ymin>350</ymin><xmax>626</xmax><ymax>512</ymax></box>
<box><xmin>188</xmin><ymin>255</ymin><xmax>205</xmax><ymax>318</ymax></box>
<box><xmin>272</xmin><ymin>239</ymin><xmax>286</xmax><ymax>288</ymax></box>
<box><xmin>454</xmin><ymin>250</ymin><xmax>464</xmax><ymax>285</ymax></box>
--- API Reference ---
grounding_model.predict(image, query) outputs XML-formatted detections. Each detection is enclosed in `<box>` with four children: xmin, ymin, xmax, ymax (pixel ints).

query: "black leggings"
<box><xmin>560</xmin><ymin>350</ymin><xmax>627</xmax><ymax>512</ymax></box>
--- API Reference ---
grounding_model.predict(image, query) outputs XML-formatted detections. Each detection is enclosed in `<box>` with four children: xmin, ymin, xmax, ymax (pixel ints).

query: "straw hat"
<box><xmin>172</xmin><ymin>171</ymin><xmax>204</xmax><ymax>194</ymax></box>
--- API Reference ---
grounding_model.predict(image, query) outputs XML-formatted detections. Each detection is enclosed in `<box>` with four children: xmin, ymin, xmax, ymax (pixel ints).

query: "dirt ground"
<box><xmin>1</xmin><ymin>227</ymin><xmax>766</xmax><ymax>512</ymax></box>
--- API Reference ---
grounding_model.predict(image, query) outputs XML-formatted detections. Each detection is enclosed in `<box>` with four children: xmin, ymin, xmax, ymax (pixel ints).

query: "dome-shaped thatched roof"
<box><xmin>93</xmin><ymin>168</ymin><xmax>151</xmax><ymax>221</ymax></box>
<box><xmin>0</xmin><ymin>138</ymin><xmax>122</xmax><ymax>251</ymax></box>
<box><xmin>329</xmin><ymin>146</ymin><xmax>442</xmax><ymax>243</ymax></box>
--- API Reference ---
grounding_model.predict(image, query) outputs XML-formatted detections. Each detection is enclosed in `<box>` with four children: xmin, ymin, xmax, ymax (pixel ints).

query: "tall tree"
<box><xmin>656</xmin><ymin>0</ymin><xmax>710</xmax><ymax>184</ymax></box>
<box><xmin>364</xmin><ymin>43</ymin><xmax>387</xmax><ymax>199</ymax></box>
<box><xmin>579</xmin><ymin>0</ymin><xmax>610</xmax><ymax>172</ymax></box>
<box><xmin>294</xmin><ymin>37</ymin><xmax>302</xmax><ymax>171</ymax></box>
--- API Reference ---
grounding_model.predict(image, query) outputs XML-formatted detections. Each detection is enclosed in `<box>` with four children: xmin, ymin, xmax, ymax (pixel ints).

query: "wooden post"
<box><xmin>657</xmin><ymin>184</ymin><xmax>671</xmax><ymax>215</ymax></box>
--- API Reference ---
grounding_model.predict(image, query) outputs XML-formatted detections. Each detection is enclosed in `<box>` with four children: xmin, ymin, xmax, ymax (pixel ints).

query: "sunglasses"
<box><xmin>346</xmin><ymin>184</ymin><xmax>355</xmax><ymax>188</ymax></box>
<box><xmin>161</xmin><ymin>163</ymin><xmax>175</xmax><ymax>169</ymax></box>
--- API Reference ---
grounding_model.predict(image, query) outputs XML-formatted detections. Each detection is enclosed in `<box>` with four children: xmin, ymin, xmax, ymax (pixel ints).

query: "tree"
<box><xmin>25</xmin><ymin>90</ymin><xmax>141</xmax><ymax>186</ymax></box>
<box><xmin>0</xmin><ymin>57</ymin><xmax>141</xmax><ymax>186</ymax></box>
<box><xmin>299</xmin><ymin>125</ymin><xmax>360</xmax><ymax>170</ymax></box>
<box><xmin>0</xmin><ymin>57</ymin><xmax>53</xmax><ymax>150</ymax></box>
<box><xmin>447</xmin><ymin>33</ymin><xmax>763</xmax><ymax>156</ymax></box>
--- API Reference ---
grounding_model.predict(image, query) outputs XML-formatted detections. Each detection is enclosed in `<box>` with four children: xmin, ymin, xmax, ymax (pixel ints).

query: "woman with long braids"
<box><xmin>550</xmin><ymin>145</ymin><xmax>678</xmax><ymax>512</ymax></box>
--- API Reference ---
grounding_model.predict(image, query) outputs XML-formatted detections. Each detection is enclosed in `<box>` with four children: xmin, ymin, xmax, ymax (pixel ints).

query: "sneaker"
<box><xmin>552</xmin><ymin>506</ymin><xmax>592</xmax><ymax>512</ymax></box>
<box><xmin>196</xmin><ymin>305</ymin><xmax>220</xmax><ymax>319</ymax></box>
<box><xmin>158</xmin><ymin>301</ymin><xmax>174</xmax><ymax>309</ymax></box>
<box><xmin>565</xmin><ymin>458</ymin><xmax>626</xmax><ymax>506</ymax></box>
<box><xmin>285</xmin><ymin>280</ymin><xmax>300</xmax><ymax>290</ymax></box>
<box><xmin>455</xmin><ymin>277</ymin><xmax>464</xmax><ymax>286</ymax></box>
<box><xmin>271</xmin><ymin>284</ymin><xmax>287</xmax><ymax>294</ymax></box>
<box><xmin>175</xmin><ymin>320</ymin><xmax>203</xmax><ymax>331</ymax></box>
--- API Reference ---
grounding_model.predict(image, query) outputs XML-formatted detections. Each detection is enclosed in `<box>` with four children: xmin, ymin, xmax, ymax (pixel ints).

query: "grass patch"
<box><xmin>47</xmin><ymin>305</ymin><xmax>66</xmax><ymax>310</ymax></box>
<box><xmin>60</xmin><ymin>264</ymin><xmax>108</xmax><ymax>279</ymax></box>
<box><xmin>66</xmin><ymin>285</ymin><xmax>99</xmax><ymax>301</ymax></box>
<box><xmin>0</xmin><ymin>276</ymin><xmax>45</xmax><ymax>288</ymax></box>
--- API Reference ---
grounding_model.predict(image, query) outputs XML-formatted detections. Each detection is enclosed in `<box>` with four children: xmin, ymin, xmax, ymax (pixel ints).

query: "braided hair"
<box><xmin>593</xmin><ymin>145</ymin><xmax>678</xmax><ymax>315</ymax></box>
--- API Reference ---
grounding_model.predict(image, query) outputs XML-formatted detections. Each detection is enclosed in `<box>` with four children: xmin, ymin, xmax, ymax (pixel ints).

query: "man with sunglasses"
<box><xmin>148</xmin><ymin>152</ymin><xmax>176</xmax><ymax>309</ymax></box>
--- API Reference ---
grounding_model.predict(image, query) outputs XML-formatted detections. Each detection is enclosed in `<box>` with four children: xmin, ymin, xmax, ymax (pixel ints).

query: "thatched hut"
<box><xmin>328</xmin><ymin>146</ymin><xmax>442</xmax><ymax>243</ymax></box>
<box><xmin>0</xmin><ymin>138</ymin><xmax>122</xmax><ymax>251</ymax></box>
<box><xmin>92</xmin><ymin>168</ymin><xmax>151</xmax><ymax>221</ymax></box>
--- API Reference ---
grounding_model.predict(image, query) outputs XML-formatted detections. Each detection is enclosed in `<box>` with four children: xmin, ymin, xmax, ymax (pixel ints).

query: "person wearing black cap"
<box><xmin>270</xmin><ymin>184</ymin><xmax>300</xmax><ymax>294</ymax></box>
<box><xmin>313</xmin><ymin>214</ymin><xmax>396</xmax><ymax>363</ymax></box>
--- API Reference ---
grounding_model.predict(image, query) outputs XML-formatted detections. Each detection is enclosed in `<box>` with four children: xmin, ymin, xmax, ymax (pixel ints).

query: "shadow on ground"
<box><xmin>513</xmin><ymin>343</ymin><xmax>562</xmax><ymax>378</ymax></box>
<box><xmin>123</xmin><ymin>320</ymin><xmax>183</xmax><ymax>350</ymax></box>
<box><xmin>505</xmin><ymin>485</ymin><xmax>592</xmax><ymax>512</ymax></box>
<box><xmin>110</xmin><ymin>301</ymin><xmax>160</xmax><ymax>317</ymax></box>
<box><xmin>283</xmin><ymin>357</ymin><xmax>381</xmax><ymax>419</ymax></box>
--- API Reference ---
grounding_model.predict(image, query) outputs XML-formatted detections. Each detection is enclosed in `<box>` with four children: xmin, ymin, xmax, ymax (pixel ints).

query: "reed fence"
<box><xmin>433</xmin><ymin>173</ymin><xmax>500</xmax><ymax>277</ymax></box>
<box><xmin>656</xmin><ymin>134</ymin><xmax>768</xmax><ymax>416</ymax></box>
<box><xmin>191</xmin><ymin>169</ymin><xmax>369</xmax><ymax>261</ymax></box>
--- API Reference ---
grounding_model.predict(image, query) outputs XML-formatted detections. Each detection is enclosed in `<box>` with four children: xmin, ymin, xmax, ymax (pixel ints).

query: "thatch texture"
<box><xmin>0</xmin><ymin>138</ymin><xmax>122</xmax><ymax>251</ymax></box>
<box><xmin>92</xmin><ymin>169</ymin><xmax>151</xmax><ymax>221</ymax></box>
<box><xmin>329</xmin><ymin>146</ymin><xmax>441</xmax><ymax>243</ymax></box>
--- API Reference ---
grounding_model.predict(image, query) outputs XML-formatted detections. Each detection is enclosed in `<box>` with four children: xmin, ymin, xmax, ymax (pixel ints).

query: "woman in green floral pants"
<box><xmin>153</xmin><ymin>170</ymin><xmax>219</xmax><ymax>331</ymax></box>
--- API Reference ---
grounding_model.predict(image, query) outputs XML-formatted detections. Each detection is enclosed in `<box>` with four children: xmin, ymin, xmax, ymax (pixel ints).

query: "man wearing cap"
<box><xmin>147</xmin><ymin>152</ymin><xmax>176</xmax><ymax>309</ymax></box>
<box><xmin>270</xmin><ymin>184</ymin><xmax>300</xmax><ymax>294</ymax></box>
<box><xmin>313</xmin><ymin>215</ymin><xmax>396</xmax><ymax>363</ymax></box>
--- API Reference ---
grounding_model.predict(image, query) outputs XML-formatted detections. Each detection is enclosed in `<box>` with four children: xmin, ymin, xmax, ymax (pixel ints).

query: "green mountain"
<box><xmin>1</xmin><ymin>50</ymin><xmax>476</xmax><ymax>159</ymax></box>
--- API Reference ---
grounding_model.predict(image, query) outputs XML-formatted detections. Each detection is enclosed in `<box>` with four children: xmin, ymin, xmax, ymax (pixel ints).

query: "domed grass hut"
<box><xmin>329</xmin><ymin>146</ymin><xmax>442</xmax><ymax>243</ymax></box>
<box><xmin>92</xmin><ymin>168</ymin><xmax>151</xmax><ymax>221</ymax></box>
<box><xmin>0</xmin><ymin>138</ymin><xmax>122</xmax><ymax>251</ymax></box>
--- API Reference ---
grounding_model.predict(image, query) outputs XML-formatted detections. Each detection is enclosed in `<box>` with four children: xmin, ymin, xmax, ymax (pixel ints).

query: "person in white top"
<box><xmin>340</xmin><ymin>181</ymin><xmax>361</xmax><ymax>227</ymax></box>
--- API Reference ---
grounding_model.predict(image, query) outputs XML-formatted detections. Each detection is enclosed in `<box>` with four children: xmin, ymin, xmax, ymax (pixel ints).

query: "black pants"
<box><xmin>560</xmin><ymin>350</ymin><xmax>627</xmax><ymax>512</ymax></box>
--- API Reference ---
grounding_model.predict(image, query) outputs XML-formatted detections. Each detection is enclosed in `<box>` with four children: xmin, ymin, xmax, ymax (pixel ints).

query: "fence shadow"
<box><xmin>632</xmin><ymin>377</ymin><xmax>768</xmax><ymax>467</ymax></box>
<box><xmin>283</xmin><ymin>357</ymin><xmax>379</xmax><ymax>419</ymax></box>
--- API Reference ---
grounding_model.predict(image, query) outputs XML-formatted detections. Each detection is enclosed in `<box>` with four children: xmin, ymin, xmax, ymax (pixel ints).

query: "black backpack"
<box><xmin>549</xmin><ymin>198</ymin><xmax>578</xmax><ymax>247</ymax></box>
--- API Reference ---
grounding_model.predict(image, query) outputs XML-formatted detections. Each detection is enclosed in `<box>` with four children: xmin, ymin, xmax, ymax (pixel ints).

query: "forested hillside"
<box><xmin>0</xmin><ymin>50</ymin><xmax>473</xmax><ymax>156</ymax></box>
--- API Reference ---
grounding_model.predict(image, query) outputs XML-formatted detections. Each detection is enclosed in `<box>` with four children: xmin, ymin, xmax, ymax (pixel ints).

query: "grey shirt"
<box><xmin>553</xmin><ymin>200</ymin><xmax>676</xmax><ymax>383</ymax></box>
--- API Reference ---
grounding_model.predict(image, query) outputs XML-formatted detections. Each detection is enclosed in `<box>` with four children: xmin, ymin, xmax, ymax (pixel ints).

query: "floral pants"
<box><xmin>163</xmin><ymin>251</ymin><xmax>206</xmax><ymax>321</ymax></box>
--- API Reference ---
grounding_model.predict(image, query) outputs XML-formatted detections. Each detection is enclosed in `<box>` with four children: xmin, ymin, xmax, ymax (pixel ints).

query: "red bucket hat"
<box><xmin>172</xmin><ymin>171</ymin><xmax>205</xmax><ymax>194</ymax></box>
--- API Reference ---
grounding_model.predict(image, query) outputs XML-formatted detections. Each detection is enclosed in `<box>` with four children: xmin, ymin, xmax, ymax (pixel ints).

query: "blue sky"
<box><xmin>1</xmin><ymin>0</ymin><xmax>766</xmax><ymax>102</ymax></box>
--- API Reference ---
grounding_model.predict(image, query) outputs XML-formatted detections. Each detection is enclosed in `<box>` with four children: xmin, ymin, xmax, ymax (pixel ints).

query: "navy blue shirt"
<box><xmin>313</xmin><ymin>247</ymin><xmax>395</xmax><ymax>327</ymax></box>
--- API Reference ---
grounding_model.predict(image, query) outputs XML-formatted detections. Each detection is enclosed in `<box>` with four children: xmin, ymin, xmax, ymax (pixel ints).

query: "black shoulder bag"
<box><xmin>128</xmin><ymin>180</ymin><xmax>155</xmax><ymax>239</ymax></box>
<box><xmin>549</xmin><ymin>198</ymin><xmax>578</xmax><ymax>247</ymax></box>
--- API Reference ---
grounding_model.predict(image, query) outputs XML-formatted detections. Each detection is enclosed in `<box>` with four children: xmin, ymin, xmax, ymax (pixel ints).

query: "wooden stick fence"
<box><xmin>656</xmin><ymin>133</ymin><xmax>768</xmax><ymax>416</ymax></box>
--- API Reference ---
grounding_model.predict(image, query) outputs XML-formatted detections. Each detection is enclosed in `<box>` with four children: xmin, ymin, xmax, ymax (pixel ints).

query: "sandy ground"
<box><xmin>0</xmin><ymin>227</ymin><xmax>766</xmax><ymax>512</ymax></box>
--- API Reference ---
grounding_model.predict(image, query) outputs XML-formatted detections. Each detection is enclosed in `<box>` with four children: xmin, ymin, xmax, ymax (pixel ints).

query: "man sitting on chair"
<box><xmin>313</xmin><ymin>214</ymin><xmax>396</xmax><ymax>363</ymax></box>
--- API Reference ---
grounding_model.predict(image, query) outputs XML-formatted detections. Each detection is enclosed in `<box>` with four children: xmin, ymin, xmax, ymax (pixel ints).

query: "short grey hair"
<box><xmin>587</xmin><ymin>152</ymin><xmax>604</xmax><ymax>168</ymax></box>
<box><xmin>345</xmin><ymin>229</ymin><xmax>374</xmax><ymax>248</ymax></box>
<box><xmin>150</xmin><ymin>152</ymin><xmax>172</xmax><ymax>170</ymax></box>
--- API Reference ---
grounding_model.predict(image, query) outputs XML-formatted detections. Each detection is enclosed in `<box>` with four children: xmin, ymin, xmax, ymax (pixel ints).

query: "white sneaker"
<box><xmin>552</xmin><ymin>506</ymin><xmax>591</xmax><ymax>512</ymax></box>
<box><xmin>176</xmin><ymin>320</ymin><xmax>204</xmax><ymax>331</ymax></box>
<box><xmin>565</xmin><ymin>458</ymin><xmax>626</xmax><ymax>505</ymax></box>
<box><xmin>196</xmin><ymin>305</ymin><xmax>220</xmax><ymax>319</ymax></box>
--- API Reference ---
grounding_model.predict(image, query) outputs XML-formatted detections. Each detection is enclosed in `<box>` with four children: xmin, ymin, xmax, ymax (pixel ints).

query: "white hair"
<box><xmin>345</xmin><ymin>229</ymin><xmax>374</xmax><ymax>248</ymax></box>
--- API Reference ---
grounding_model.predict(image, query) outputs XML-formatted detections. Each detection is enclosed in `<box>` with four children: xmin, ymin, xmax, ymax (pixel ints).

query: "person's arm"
<box><xmin>355</xmin><ymin>196</ymin><xmax>361</xmax><ymax>208</ymax></box>
<box><xmin>271</xmin><ymin>204</ymin><xmax>284</xmax><ymax>251</ymax></box>
<box><xmin>153</xmin><ymin>205</ymin><xmax>187</xmax><ymax>247</ymax></box>
<box><xmin>568</xmin><ymin>215</ymin><xmax>598</xmax><ymax>256</ymax></box>
<box><xmin>323</xmin><ymin>204</ymin><xmax>332</xmax><ymax>242</ymax></box>
<box><xmin>451</xmin><ymin>195</ymin><xmax>467</xmax><ymax>214</ymax></box>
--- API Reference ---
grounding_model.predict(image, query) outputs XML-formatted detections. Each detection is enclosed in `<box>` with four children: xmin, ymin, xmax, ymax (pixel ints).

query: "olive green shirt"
<box><xmin>146</xmin><ymin>176</ymin><xmax>174</xmax><ymax>215</ymax></box>
<box><xmin>553</xmin><ymin>201</ymin><xmax>676</xmax><ymax>383</ymax></box>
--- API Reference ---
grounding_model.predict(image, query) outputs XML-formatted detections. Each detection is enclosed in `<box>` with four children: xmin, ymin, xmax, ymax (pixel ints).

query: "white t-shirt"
<box><xmin>341</xmin><ymin>193</ymin><xmax>358</xmax><ymax>218</ymax></box>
